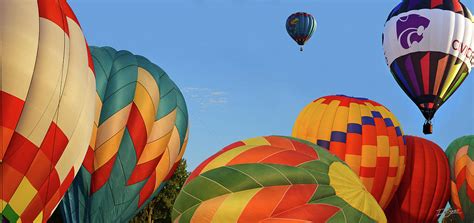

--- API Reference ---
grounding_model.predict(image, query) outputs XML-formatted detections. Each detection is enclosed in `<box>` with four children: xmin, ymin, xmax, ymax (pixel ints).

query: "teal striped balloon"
<box><xmin>59</xmin><ymin>46</ymin><xmax>189</xmax><ymax>223</ymax></box>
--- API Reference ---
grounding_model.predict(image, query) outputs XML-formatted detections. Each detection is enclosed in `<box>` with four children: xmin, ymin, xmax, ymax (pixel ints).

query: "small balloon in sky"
<box><xmin>286</xmin><ymin>12</ymin><xmax>317</xmax><ymax>51</ymax></box>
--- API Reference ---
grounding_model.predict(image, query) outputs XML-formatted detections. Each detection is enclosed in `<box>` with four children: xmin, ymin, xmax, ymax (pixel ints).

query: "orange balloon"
<box><xmin>385</xmin><ymin>136</ymin><xmax>450</xmax><ymax>222</ymax></box>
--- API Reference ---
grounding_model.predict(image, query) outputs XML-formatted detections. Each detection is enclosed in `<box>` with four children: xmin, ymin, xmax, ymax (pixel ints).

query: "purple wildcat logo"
<box><xmin>396</xmin><ymin>14</ymin><xmax>430</xmax><ymax>49</ymax></box>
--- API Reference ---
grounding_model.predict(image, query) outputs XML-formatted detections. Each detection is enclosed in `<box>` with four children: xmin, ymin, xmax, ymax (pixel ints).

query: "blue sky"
<box><xmin>70</xmin><ymin>0</ymin><xmax>473</xmax><ymax>170</ymax></box>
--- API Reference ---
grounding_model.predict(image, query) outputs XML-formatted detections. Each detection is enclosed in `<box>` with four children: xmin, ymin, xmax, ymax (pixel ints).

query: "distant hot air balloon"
<box><xmin>173</xmin><ymin>136</ymin><xmax>387</xmax><ymax>223</ymax></box>
<box><xmin>446</xmin><ymin>135</ymin><xmax>474</xmax><ymax>223</ymax></box>
<box><xmin>382</xmin><ymin>0</ymin><xmax>473</xmax><ymax>134</ymax></box>
<box><xmin>286</xmin><ymin>12</ymin><xmax>316</xmax><ymax>51</ymax></box>
<box><xmin>59</xmin><ymin>46</ymin><xmax>189</xmax><ymax>223</ymax></box>
<box><xmin>0</xmin><ymin>0</ymin><xmax>96</xmax><ymax>222</ymax></box>
<box><xmin>292</xmin><ymin>95</ymin><xmax>407</xmax><ymax>209</ymax></box>
<box><xmin>385</xmin><ymin>136</ymin><xmax>450</xmax><ymax>223</ymax></box>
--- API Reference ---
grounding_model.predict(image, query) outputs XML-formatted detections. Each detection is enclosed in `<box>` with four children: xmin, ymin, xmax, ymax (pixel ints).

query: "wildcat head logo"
<box><xmin>396</xmin><ymin>14</ymin><xmax>430</xmax><ymax>49</ymax></box>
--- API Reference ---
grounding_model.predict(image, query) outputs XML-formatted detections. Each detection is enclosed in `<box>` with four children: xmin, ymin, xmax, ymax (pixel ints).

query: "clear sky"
<box><xmin>70</xmin><ymin>0</ymin><xmax>474</xmax><ymax>170</ymax></box>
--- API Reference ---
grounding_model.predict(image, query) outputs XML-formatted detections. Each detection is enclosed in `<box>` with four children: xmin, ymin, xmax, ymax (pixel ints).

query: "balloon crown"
<box><xmin>401</xmin><ymin>0</ymin><xmax>461</xmax><ymax>2</ymax></box>
<box><xmin>293</xmin><ymin>12</ymin><xmax>310</xmax><ymax>15</ymax></box>
<box><xmin>334</xmin><ymin>94</ymin><xmax>369</xmax><ymax>101</ymax></box>
<box><xmin>399</xmin><ymin>0</ymin><xmax>463</xmax><ymax>7</ymax></box>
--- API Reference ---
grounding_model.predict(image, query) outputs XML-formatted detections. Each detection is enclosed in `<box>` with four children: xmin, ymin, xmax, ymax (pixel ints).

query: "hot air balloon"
<box><xmin>385</xmin><ymin>136</ymin><xmax>450</xmax><ymax>223</ymax></box>
<box><xmin>286</xmin><ymin>12</ymin><xmax>316</xmax><ymax>51</ymax></box>
<box><xmin>382</xmin><ymin>0</ymin><xmax>473</xmax><ymax>134</ymax></box>
<box><xmin>59</xmin><ymin>46</ymin><xmax>189</xmax><ymax>223</ymax></box>
<box><xmin>173</xmin><ymin>136</ymin><xmax>387</xmax><ymax>223</ymax></box>
<box><xmin>446</xmin><ymin>135</ymin><xmax>474</xmax><ymax>222</ymax></box>
<box><xmin>0</xmin><ymin>0</ymin><xmax>96</xmax><ymax>222</ymax></box>
<box><xmin>292</xmin><ymin>95</ymin><xmax>407</xmax><ymax>209</ymax></box>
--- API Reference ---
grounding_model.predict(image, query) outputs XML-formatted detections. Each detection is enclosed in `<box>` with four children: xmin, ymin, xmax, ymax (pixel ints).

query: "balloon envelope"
<box><xmin>286</xmin><ymin>12</ymin><xmax>316</xmax><ymax>50</ymax></box>
<box><xmin>292</xmin><ymin>95</ymin><xmax>407</xmax><ymax>209</ymax></box>
<box><xmin>382</xmin><ymin>0</ymin><xmax>473</xmax><ymax>132</ymax></box>
<box><xmin>385</xmin><ymin>136</ymin><xmax>450</xmax><ymax>223</ymax></box>
<box><xmin>173</xmin><ymin>136</ymin><xmax>386</xmax><ymax>223</ymax></box>
<box><xmin>59</xmin><ymin>46</ymin><xmax>189</xmax><ymax>223</ymax></box>
<box><xmin>0</xmin><ymin>0</ymin><xmax>96</xmax><ymax>222</ymax></box>
<box><xmin>446</xmin><ymin>135</ymin><xmax>474</xmax><ymax>222</ymax></box>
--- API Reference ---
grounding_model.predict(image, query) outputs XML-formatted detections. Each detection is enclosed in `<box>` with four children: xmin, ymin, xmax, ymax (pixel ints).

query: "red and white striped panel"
<box><xmin>0</xmin><ymin>0</ymin><xmax>95</xmax><ymax>222</ymax></box>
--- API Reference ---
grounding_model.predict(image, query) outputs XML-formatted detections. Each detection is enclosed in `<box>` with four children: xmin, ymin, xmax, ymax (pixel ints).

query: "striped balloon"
<box><xmin>292</xmin><ymin>95</ymin><xmax>407</xmax><ymax>209</ymax></box>
<box><xmin>173</xmin><ymin>136</ymin><xmax>386</xmax><ymax>223</ymax></box>
<box><xmin>446</xmin><ymin>135</ymin><xmax>474</xmax><ymax>222</ymax></box>
<box><xmin>0</xmin><ymin>0</ymin><xmax>96</xmax><ymax>222</ymax></box>
<box><xmin>383</xmin><ymin>0</ymin><xmax>473</xmax><ymax>133</ymax></box>
<box><xmin>286</xmin><ymin>12</ymin><xmax>316</xmax><ymax>51</ymax></box>
<box><xmin>385</xmin><ymin>136</ymin><xmax>450</xmax><ymax>223</ymax></box>
<box><xmin>59</xmin><ymin>46</ymin><xmax>189</xmax><ymax>223</ymax></box>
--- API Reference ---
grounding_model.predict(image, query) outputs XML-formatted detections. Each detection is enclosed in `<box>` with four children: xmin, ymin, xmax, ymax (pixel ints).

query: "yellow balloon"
<box><xmin>292</xmin><ymin>95</ymin><xmax>406</xmax><ymax>209</ymax></box>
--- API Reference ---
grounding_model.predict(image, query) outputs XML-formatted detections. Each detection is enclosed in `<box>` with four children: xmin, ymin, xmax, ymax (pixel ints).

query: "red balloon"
<box><xmin>385</xmin><ymin>136</ymin><xmax>450</xmax><ymax>222</ymax></box>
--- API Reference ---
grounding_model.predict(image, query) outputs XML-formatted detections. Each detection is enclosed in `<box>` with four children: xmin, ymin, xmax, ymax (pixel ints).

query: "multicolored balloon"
<box><xmin>0</xmin><ymin>0</ymin><xmax>96</xmax><ymax>222</ymax></box>
<box><xmin>292</xmin><ymin>95</ymin><xmax>407</xmax><ymax>209</ymax></box>
<box><xmin>382</xmin><ymin>0</ymin><xmax>473</xmax><ymax>134</ymax></box>
<box><xmin>173</xmin><ymin>136</ymin><xmax>387</xmax><ymax>223</ymax></box>
<box><xmin>385</xmin><ymin>136</ymin><xmax>450</xmax><ymax>222</ymax></box>
<box><xmin>59</xmin><ymin>46</ymin><xmax>189</xmax><ymax>222</ymax></box>
<box><xmin>286</xmin><ymin>12</ymin><xmax>316</xmax><ymax>51</ymax></box>
<box><xmin>446</xmin><ymin>135</ymin><xmax>474</xmax><ymax>222</ymax></box>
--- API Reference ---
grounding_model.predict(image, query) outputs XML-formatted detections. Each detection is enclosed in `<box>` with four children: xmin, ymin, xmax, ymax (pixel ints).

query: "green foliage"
<box><xmin>440</xmin><ymin>207</ymin><xmax>462</xmax><ymax>223</ymax></box>
<box><xmin>130</xmin><ymin>159</ymin><xmax>190</xmax><ymax>223</ymax></box>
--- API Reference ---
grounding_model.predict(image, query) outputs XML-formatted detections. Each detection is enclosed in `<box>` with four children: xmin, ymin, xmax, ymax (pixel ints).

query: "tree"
<box><xmin>130</xmin><ymin>159</ymin><xmax>190</xmax><ymax>223</ymax></box>
<box><xmin>440</xmin><ymin>207</ymin><xmax>462</xmax><ymax>223</ymax></box>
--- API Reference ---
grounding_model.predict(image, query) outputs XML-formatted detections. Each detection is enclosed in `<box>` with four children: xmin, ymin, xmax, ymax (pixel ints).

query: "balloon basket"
<box><xmin>423</xmin><ymin>122</ymin><xmax>433</xmax><ymax>135</ymax></box>
<box><xmin>300</xmin><ymin>46</ymin><xmax>303</xmax><ymax>52</ymax></box>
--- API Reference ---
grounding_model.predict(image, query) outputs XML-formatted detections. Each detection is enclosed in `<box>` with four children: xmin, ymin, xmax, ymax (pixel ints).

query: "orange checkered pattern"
<box><xmin>293</xmin><ymin>95</ymin><xmax>407</xmax><ymax>208</ymax></box>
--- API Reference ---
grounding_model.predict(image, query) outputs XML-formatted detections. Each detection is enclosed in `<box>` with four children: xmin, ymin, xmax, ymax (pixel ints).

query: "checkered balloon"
<box><xmin>292</xmin><ymin>95</ymin><xmax>407</xmax><ymax>209</ymax></box>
